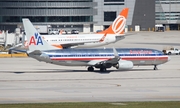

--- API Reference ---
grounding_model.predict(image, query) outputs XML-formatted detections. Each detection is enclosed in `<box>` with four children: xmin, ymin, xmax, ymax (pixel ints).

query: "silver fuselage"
<box><xmin>28</xmin><ymin>48</ymin><xmax>170</xmax><ymax>67</ymax></box>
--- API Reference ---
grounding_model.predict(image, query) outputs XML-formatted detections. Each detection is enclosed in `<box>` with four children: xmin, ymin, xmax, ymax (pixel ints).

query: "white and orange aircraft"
<box><xmin>10</xmin><ymin>8</ymin><xmax>129</xmax><ymax>52</ymax></box>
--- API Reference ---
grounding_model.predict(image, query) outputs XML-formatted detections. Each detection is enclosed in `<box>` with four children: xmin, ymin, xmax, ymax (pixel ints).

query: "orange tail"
<box><xmin>97</xmin><ymin>8</ymin><xmax>129</xmax><ymax>35</ymax></box>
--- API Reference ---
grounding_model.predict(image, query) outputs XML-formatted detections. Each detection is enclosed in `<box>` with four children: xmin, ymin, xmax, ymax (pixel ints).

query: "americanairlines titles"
<box><xmin>130</xmin><ymin>50</ymin><xmax>152</xmax><ymax>54</ymax></box>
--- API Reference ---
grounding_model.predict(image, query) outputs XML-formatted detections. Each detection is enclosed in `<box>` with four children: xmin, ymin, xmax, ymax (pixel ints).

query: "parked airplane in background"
<box><xmin>29</xmin><ymin>8</ymin><xmax>129</xmax><ymax>49</ymax></box>
<box><xmin>23</xmin><ymin>18</ymin><xmax>170</xmax><ymax>72</ymax></box>
<box><xmin>9</xmin><ymin>8</ymin><xmax>129</xmax><ymax>52</ymax></box>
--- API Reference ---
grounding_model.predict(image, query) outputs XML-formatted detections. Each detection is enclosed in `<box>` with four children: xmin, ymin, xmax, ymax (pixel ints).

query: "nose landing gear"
<box><xmin>154</xmin><ymin>65</ymin><xmax>158</xmax><ymax>70</ymax></box>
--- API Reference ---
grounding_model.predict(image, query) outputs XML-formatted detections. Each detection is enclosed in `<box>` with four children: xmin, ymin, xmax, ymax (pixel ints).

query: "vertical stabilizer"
<box><xmin>97</xmin><ymin>8</ymin><xmax>129</xmax><ymax>35</ymax></box>
<box><xmin>22</xmin><ymin>18</ymin><xmax>58</xmax><ymax>52</ymax></box>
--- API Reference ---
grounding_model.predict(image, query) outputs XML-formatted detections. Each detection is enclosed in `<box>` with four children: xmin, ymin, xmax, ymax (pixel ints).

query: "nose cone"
<box><xmin>168</xmin><ymin>56</ymin><xmax>171</xmax><ymax>61</ymax></box>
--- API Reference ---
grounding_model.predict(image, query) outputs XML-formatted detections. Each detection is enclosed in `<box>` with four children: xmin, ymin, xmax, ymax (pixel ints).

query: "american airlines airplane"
<box><xmin>23</xmin><ymin>18</ymin><xmax>170</xmax><ymax>72</ymax></box>
<box><xmin>10</xmin><ymin>8</ymin><xmax>128</xmax><ymax>52</ymax></box>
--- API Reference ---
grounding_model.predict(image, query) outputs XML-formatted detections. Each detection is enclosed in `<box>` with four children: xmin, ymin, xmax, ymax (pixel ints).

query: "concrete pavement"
<box><xmin>0</xmin><ymin>31</ymin><xmax>180</xmax><ymax>103</ymax></box>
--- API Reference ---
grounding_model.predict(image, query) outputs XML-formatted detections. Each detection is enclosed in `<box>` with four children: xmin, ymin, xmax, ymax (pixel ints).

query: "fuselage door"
<box><xmin>154</xmin><ymin>51</ymin><xmax>159</xmax><ymax>64</ymax></box>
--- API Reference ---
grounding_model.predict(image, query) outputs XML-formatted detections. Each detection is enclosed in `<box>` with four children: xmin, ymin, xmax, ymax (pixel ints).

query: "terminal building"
<box><xmin>1</xmin><ymin>0</ymin><xmax>178</xmax><ymax>33</ymax></box>
<box><xmin>156</xmin><ymin>0</ymin><xmax>180</xmax><ymax>30</ymax></box>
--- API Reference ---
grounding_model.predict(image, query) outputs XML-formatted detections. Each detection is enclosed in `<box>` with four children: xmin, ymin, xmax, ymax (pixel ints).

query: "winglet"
<box><xmin>97</xmin><ymin>8</ymin><xmax>129</xmax><ymax>35</ymax></box>
<box><xmin>52</xmin><ymin>44</ymin><xmax>63</xmax><ymax>49</ymax></box>
<box><xmin>99</xmin><ymin>32</ymin><xmax>107</xmax><ymax>42</ymax></box>
<box><xmin>22</xmin><ymin>18</ymin><xmax>59</xmax><ymax>53</ymax></box>
<box><xmin>113</xmin><ymin>47</ymin><xmax>119</xmax><ymax>58</ymax></box>
<box><xmin>59</xmin><ymin>29</ymin><xmax>63</xmax><ymax>35</ymax></box>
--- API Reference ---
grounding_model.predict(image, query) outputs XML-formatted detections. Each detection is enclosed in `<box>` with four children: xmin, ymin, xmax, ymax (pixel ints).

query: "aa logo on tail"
<box><xmin>112</xmin><ymin>15</ymin><xmax>126</xmax><ymax>34</ymax></box>
<box><xmin>29</xmin><ymin>33</ymin><xmax>43</xmax><ymax>45</ymax></box>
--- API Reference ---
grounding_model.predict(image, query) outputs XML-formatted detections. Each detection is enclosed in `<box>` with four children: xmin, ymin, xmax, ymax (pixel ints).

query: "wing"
<box><xmin>87</xmin><ymin>47</ymin><xmax>120</xmax><ymax>66</ymax></box>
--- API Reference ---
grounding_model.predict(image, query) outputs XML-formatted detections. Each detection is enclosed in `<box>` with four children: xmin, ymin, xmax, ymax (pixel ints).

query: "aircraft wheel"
<box><xmin>87</xmin><ymin>66</ymin><xmax>94</xmax><ymax>71</ymax></box>
<box><xmin>100</xmin><ymin>67</ymin><xmax>106</xmax><ymax>72</ymax></box>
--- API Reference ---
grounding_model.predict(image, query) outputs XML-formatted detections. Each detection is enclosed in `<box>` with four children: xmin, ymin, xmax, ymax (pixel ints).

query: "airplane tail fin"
<box><xmin>97</xmin><ymin>8</ymin><xmax>129</xmax><ymax>35</ymax></box>
<box><xmin>22</xmin><ymin>18</ymin><xmax>58</xmax><ymax>53</ymax></box>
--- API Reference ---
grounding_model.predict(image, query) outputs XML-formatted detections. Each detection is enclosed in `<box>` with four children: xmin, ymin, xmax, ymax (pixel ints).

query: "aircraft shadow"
<box><xmin>7</xmin><ymin>68</ymin><xmax>155</xmax><ymax>74</ymax></box>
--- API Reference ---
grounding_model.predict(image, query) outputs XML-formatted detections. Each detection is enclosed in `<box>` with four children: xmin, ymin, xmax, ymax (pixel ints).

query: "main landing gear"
<box><xmin>100</xmin><ymin>67</ymin><xmax>106</xmax><ymax>72</ymax></box>
<box><xmin>87</xmin><ymin>66</ymin><xmax>107</xmax><ymax>72</ymax></box>
<box><xmin>87</xmin><ymin>66</ymin><xmax>94</xmax><ymax>71</ymax></box>
<box><xmin>154</xmin><ymin>65</ymin><xmax>158</xmax><ymax>70</ymax></box>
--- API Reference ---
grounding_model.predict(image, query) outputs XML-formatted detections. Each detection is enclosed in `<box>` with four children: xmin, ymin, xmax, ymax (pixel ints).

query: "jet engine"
<box><xmin>39</xmin><ymin>53</ymin><xmax>51</xmax><ymax>63</ymax></box>
<box><xmin>115</xmin><ymin>60</ymin><xmax>133</xmax><ymax>70</ymax></box>
<box><xmin>40</xmin><ymin>53</ymin><xmax>50</xmax><ymax>59</ymax></box>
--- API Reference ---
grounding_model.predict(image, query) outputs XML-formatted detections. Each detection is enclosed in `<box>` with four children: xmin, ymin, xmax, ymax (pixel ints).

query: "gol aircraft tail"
<box><xmin>97</xmin><ymin>8</ymin><xmax>129</xmax><ymax>35</ymax></box>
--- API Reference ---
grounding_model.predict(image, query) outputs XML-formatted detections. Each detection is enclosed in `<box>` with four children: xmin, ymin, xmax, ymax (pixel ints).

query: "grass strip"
<box><xmin>0</xmin><ymin>101</ymin><xmax>180</xmax><ymax>108</ymax></box>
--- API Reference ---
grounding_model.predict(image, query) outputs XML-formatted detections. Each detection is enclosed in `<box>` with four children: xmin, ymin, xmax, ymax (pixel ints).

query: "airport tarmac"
<box><xmin>104</xmin><ymin>31</ymin><xmax>180</xmax><ymax>49</ymax></box>
<box><xmin>0</xmin><ymin>31</ymin><xmax>180</xmax><ymax>103</ymax></box>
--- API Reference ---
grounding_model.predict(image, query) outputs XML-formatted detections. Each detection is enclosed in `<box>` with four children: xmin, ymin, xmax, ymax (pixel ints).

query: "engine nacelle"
<box><xmin>116</xmin><ymin>60</ymin><xmax>133</xmax><ymax>70</ymax></box>
<box><xmin>40</xmin><ymin>53</ymin><xmax>50</xmax><ymax>59</ymax></box>
<box><xmin>38</xmin><ymin>53</ymin><xmax>51</xmax><ymax>62</ymax></box>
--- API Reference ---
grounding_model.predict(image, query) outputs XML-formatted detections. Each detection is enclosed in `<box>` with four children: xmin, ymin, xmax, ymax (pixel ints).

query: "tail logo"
<box><xmin>29</xmin><ymin>33</ymin><xmax>43</xmax><ymax>45</ymax></box>
<box><xmin>112</xmin><ymin>15</ymin><xmax>126</xmax><ymax>34</ymax></box>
